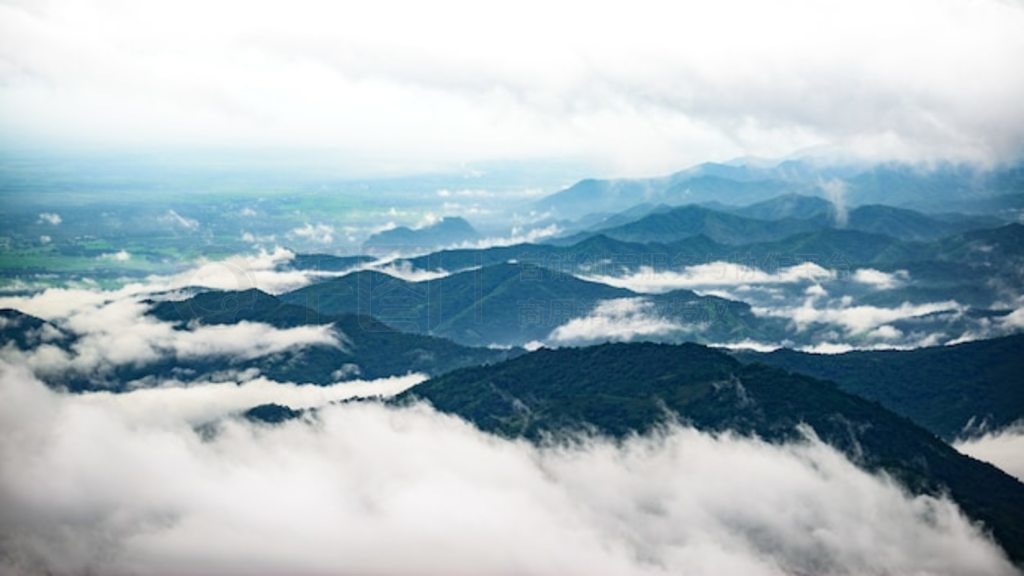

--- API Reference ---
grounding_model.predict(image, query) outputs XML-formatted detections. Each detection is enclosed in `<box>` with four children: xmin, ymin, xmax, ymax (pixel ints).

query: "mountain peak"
<box><xmin>364</xmin><ymin>216</ymin><xmax>482</xmax><ymax>253</ymax></box>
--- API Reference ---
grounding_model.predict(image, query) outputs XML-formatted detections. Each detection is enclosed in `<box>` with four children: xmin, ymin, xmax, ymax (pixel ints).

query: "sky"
<box><xmin>1</xmin><ymin>0</ymin><xmax>1024</xmax><ymax>177</ymax></box>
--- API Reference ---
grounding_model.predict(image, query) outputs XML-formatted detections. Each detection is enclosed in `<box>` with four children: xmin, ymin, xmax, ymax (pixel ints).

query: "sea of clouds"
<box><xmin>0</xmin><ymin>361</ymin><xmax>1018</xmax><ymax>576</ymax></box>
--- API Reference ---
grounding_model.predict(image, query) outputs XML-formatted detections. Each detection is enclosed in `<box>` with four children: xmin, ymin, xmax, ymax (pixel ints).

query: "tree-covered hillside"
<box><xmin>400</xmin><ymin>342</ymin><xmax>1024</xmax><ymax>564</ymax></box>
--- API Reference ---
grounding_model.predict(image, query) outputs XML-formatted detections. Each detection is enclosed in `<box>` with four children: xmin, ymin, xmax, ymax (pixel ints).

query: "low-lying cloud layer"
<box><xmin>561</xmin><ymin>260</ymin><xmax>1006</xmax><ymax>350</ymax></box>
<box><xmin>548</xmin><ymin>298</ymin><xmax>691</xmax><ymax>344</ymax></box>
<box><xmin>0</xmin><ymin>248</ymin><xmax>320</xmax><ymax>322</ymax></box>
<box><xmin>0</xmin><ymin>362</ymin><xmax>1015</xmax><ymax>576</ymax></box>
<box><xmin>955</xmin><ymin>424</ymin><xmax>1024</xmax><ymax>482</ymax></box>
<box><xmin>852</xmin><ymin>268</ymin><xmax>909</xmax><ymax>290</ymax></box>
<box><xmin>0</xmin><ymin>296</ymin><xmax>340</xmax><ymax>382</ymax></box>
<box><xmin>581</xmin><ymin>262</ymin><xmax>836</xmax><ymax>294</ymax></box>
<box><xmin>0</xmin><ymin>249</ymin><xmax>372</xmax><ymax>385</ymax></box>
<box><xmin>754</xmin><ymin>298</ymin><xmax>963</xmax><ymax>335</ymax></box>
<box><xmin>67</xmin><ymin>372</ymin><xmax>426</xmax><ymax>429</ymax></box>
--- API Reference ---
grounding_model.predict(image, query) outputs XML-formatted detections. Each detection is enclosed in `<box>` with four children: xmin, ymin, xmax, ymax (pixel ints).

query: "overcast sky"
<box><xmin>1</xmin><ymin>0</ymin><xmax>1023</xmax><ymax>176</ymax></box>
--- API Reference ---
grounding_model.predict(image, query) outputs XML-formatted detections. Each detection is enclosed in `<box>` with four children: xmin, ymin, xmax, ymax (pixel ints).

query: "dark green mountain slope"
<box><xmin>400</xmin><ymin>342</ymin><xmax>1024</xmax><ymax>564</ymax></box>
<box><xmin>399</xmin><ymin>223</ymin><xmax>1024</xmax><ymax>282</ymax></box>
<box><xmin>401</xmin><ymin>234</ymin><xmax>678</xmax><ymax>275</ymax></box>
<box><xmin>279</xmin><ymin>264</ymin><xmax>623</xmax><ymax>345</ymax></box>
<box><xmin>732</xmin><ymin>335</ymin><xmax>1024</xmax><ymax>441</ymax></box>
<box><xmin>279</xmin><ymin>263</ymin><xmax>635</xmax><ymax>346</ymax></box>
<box><xmin>937</xmin><ymin>223</ymin><xmax>1024</xmax><ymax>265</ymax></box>
<box><xmin>0</xmin><ymin>308</ymin><xmax>71</xmax><ymax>350</ymax></box>
<box><xmin>279</xmin><ymin>263</ymin><xmax>781</xmax><ymax>347</ymax></box>
<box><xmin>560</xmin><ymin>205</ymin><xmax>822</xmax><ymax>245</ymax></box>
<box><xmin>151</xmin><ymin>288</ymin><xmax>318</xmax><ymax>327</ymax></box>
<box><xmin>131</xmin><ymin>289</ymin><xmax>517</xmax><ymax>386</ymax></box>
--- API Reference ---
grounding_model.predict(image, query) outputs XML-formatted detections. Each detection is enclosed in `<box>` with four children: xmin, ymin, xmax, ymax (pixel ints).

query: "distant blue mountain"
<box><xmin>533</xmin><ymin>160</ymin><xmax>1024</xmax><ymax>217</ymax></box>
<box><xmin>557</xmin><ymin>198</ymin><xmax>1007</xmax><ymax>245</ymax></box>
<box><xmin>726</xmin><ymin>193</ymin><xmax>834</xmax><ymax>220</ymax></box>
<box><xmin>363</xmin><ymin>216</ymin><xmax>481</xmax><ymax>254</ymax></box>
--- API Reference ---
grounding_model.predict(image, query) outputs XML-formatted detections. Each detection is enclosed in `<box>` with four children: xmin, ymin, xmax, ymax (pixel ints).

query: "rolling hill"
<box><xmin>731</xmin><ymin>334</ymin><xmax>1024</xmax><ymax>441</ymax></box>
<box><xmin>278</xmin><ymin>262</ymin><xmax>781</xmax><ymax>347</ymax></box>
<box><xmin>122</xmin><ymin>289</ymin><xmax>516</xmax><ymax>386</ymax></box>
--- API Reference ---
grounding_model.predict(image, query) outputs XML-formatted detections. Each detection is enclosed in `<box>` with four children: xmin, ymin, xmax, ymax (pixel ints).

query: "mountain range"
<box><xmin>5</xmin><ymin>158</ymin><xmax>1022</xmax><ymax>567</ymax></box>
<box><xmin>363</xmin><ymin>216</ymin><xmax>481</xmax><ymax>254</ymax></box>
<box><xmin>398</xmin><ymin>341</ymin><xmax>1024</xmax><ymax>563</ymax></box>
<box><xmin>555</xmin><ymin>200</ymin><xmax>1007</xmax><ymax>246</ymax></box>
<box><xmin>0</xmin><ymin>291</ymin><xmax>516</xmax><ymax>391</ymax></box>
<box><xmin>732</xmin><ymin>334</ymin><xmax>1024</xmax><ymax>441</ymax></box>
<box><xmin>534</xmin><ymin>160</ymin><xmax>1024</xmax><ymax>217</ymax></box>
<box><xmin>279</xmin><ymin>262</ymin><xmax>780</xmax><ymax>347</ymax></box>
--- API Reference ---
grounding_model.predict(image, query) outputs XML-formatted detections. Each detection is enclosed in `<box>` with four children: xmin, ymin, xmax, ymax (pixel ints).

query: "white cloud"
<box><xmin>583</xmin><ymin>262</ymin><xmax>836</xmax><ymax>294</ymax></box>
<box><xmin>370</xmin><ymin>261</ymin><xmax>458</xmax><ymax>282</ymax></box>
<box><xmin>0</xmin><ymin>298</ymin><xmax>341</xmax><ymax>379</ymax></box>
<box><xmin>943</xmin><ymin>303</ymin><xmax>1024</xmax><ymax>344</ymax></box>
<box><xmin>713</xmin><ymin>340</ymin><xmax>783</xmax><ymax>353</ymax></box>
<box><xmin>0</xmin><ymin>362</ymin><xmax>1015</xmax><ymax>576</ymax></box>
<box><xmin>549</xmin><ymin>298</ymin><xmax>690</xmax><ymax>344</ymax></box>
<box><xmin>414</xmin><ymin>212</ymin><xmax>441</xmax><ymax>229</ymax></box>
<box><xmin>0</xmin><ymin>248</ymin><xmax>334</xmax><ymax>324</ymax></box>
<box><xmin>75</xmin><ymin>372</ymin><xmax>427</xmax><ymax>428</ymax></box>
<box><xmin>440</xmin><ymin>201</ymin><xmax>494</xmax><ymax>218</ymax></box>
<box><xmin>370</xmin><ymin>221</ymin><xmax>398</xmax><ymax>235</ymax></box>
<box><xmin>436</xmin><ymin>188</ymin><xmax>493</xmax><ymax>199</ymax></box>
<box><xmin>36</xmin><ymin>212</ymin><xmax>61</xmax><ymax>226</ymax></box>
<box><xmin>98</xmin><ymin>250</ymin><xmax>131</xmax><ymax>262</ymax></box>
<box><xmin>805</xmin><ymin>284</ymin><xmax>828</xmax><ymax>297</ymax></box>
<box><xmin>460</xmin><ymin>224</ymin><xmax>563</xmax><ymax>250</ymax></box>
<box><xmin>160</xmin><ymin>209</ymin><xmax>200</xmax><ymax>231</ymax></box>
<box><xmin>819</xmin><ymin>178</ymin><xmax>848</xmax><ymax>227</ymax></box>
<box><xmin>798</xmin><ymin>342</ymin><xmax>856</xmax><ymax>355</ymax></box>
<box><xmin>867</xmin><ymin>325</ymin><xmax>904</xmax><ymax>341</ymax></box>
<box><xmin>362</xmin><ymin>223</ymin><xmax>564</xmax><ymax>259</ymax></box>
<box><xmin>0</xmin><ymin>286</ymin><xmax>115</xmax><ymax>320</ymax></box>
<box><xmin>241</xmin><ymin>231</ymin><xmax>279</xmax><ymax>245</ymax></box>
<box><xmin>955</xmin><ymin>424</ymin><xmax>1024</xmax><ymax>482</ymax></box>
<box><xmin>38</xmin><ymin>235</ymin><xmax>51</xmax><ymax>244</ymax></box>
<box><xmin>1001</xmin><ymin>307</ymin><xmax>1024</xmax><ymax>330</ymax></box>
<box><xmin>852</xmin><ymin>269</ymin><xmax>909</xmax><ymax>290</ymax></box>
<box><xmin>4</xmin><ymin>0</ymin><xmax>1023</xmax><ymax>173</ymax></box>
<box><xmin>155</xmin><ymin>247</ymin><xmax>310</xmax><ymax>295</ymax></box>
<box><xmin>754</xmin><ymin>298</ymin><xmax>963</xmax><ymax>335</ymax></box>
<box><xmin>291</xmin><ymin>223</ymin><xmax>334</xmax><ymax>245</ymax></box>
